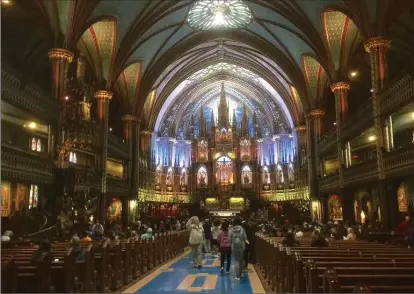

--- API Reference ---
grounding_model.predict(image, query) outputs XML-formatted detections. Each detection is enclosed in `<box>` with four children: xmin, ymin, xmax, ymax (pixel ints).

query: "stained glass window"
<box><xmin>188</xmin><ymin>62</ymin><xmax>258</xmax><ymax>82</ymax></box>
<box><xmin>69</xmin><ymin>152</ymin><xmax>77</xmax><ymax>163</ymax></box>
<box><xmin>31</xmin><ymin>138</ymin><xmax>36</xmax><ymax>151</ymax></box>
<box><xmin>188</xmin><ymin>0</ymin><xmax>252</xmax><ymax>31</ymax></box>
<box><xmin>29</xmin><ymin>184</ymin><xmax>38</xmax><ymax>209</ymax></box>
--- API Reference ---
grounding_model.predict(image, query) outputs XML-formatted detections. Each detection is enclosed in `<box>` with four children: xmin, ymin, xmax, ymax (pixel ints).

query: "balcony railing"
<box><xmin>384</xmin><ymin>145</ymin><xmax>414</xmax><ymax>178</ymax></box>
<box><xmin>379</xmin><ymin>74</ymin><xmax>414</xmax><ymax>116</ymax></box>
<box><xmin>319</xmin><ymin>173</ymin><xmax>339</xmax><ymax>192</ymax></box>
<box><xmin>343</xmin><ymin>159</ymin><xmax>377</xmax><ymax>186</ymax></box>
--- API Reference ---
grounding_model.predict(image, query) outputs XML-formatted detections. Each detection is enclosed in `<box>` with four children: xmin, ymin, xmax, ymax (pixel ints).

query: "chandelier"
<box><xmin>187</xmin><ymin>0</ymin><xmax>252</xmax><ymax>31</ymax></box>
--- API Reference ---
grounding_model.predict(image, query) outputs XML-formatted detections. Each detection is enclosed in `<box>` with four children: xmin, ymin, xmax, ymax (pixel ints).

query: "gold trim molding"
<box><xmin>364</xmin><ymin>37</ymin><xmax>391</xmax><ymax>53</ymax></box>
<box><xmin>48</xmin><ymin>48</ymin><xmax>74</xmax><ymax>63</ymax></box>
<box><xmin>95</xmin><ymin>90</ymin><xmax>113</xmax><ymax>101</ymax></box>
<box><xmin>294</xmin><ymin>125</ymin><xmax>306</xmax><ymax>131</ymax></box>
<box><xmin>330</xmin><ymin>82</ymin><xmax>351</xmax><ymax>93</ymax></box>
<box><xmin>122</xmin><ymin>114</ymin><xmax>140</xmax><ymax>122</ymax></box>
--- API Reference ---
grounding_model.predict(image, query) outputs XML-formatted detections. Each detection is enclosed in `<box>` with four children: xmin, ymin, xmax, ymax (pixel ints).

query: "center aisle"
<box><xmin>123</xmin><ymin>252</ymin><xmax>266</xmax><ymax>293</ymax></box>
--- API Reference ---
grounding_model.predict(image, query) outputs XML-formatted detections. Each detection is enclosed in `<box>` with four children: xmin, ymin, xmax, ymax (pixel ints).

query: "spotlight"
<box><xmin>368</xmin><ymin>135</ymin><xmax>376</xmax><ymax>142</ymax></box>
<box><xmin>2</xmin><ymin>0</ymin><xmax>11</xmax><ymax>4</ymax></box>
<box><xmin>65</xmin><ymin>96</ymin><xmax>69</xmax><ymax>101</ymax></box>
<box><xmin>350</xmin><ymin>71</ymin><xmax>358</xmax><ymax>78</ymax></box>
<box><xmin>109</xmin><ymin>127</ymin><xmax>113</xmax><ymax>131</ymax></box>
<box><xmin>28</xmin><ymin>122</ymin><xmax>37</xmax><ymax>129</ymax></box>
<box><xmin>370</xmin><ymin>89</ymin><xmax>374</xmax><ymax>93</ymax></box>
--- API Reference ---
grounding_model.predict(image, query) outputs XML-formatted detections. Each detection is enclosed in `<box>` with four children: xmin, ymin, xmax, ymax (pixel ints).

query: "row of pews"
<box><xmin>256</xmin><ymin>234</ymin><xmax>414</xmax><ymax>293</ymax></box>
<box><xmin>1</xmin><ymin>231</ymin><xmax>189</xmax><ymax>293</ymax></box>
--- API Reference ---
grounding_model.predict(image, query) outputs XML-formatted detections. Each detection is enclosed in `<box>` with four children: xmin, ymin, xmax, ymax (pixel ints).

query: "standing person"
<box><xmin>186</xmin><ymin>216</ymin><xmax>204</xmax><ymax>269</ymax></box>
<box><xmin>229</xmin><ymin>217</ymin><xmax>247</xmax><ymax>280</ymax></box>
<box><xmin>211</xmin><ymin>219</ymin><xmax>221</xmax><ymax>257</ymax></box>
<box><xmin>217</xmin><ymin>221</ymin><xmax>231</xmax><ymax>274</ymax></box>
<box><xmin>92</xmin><ymin>220</ymin><xmax>104</xmax><ymax>238</ymax></box>
<box><xmin>203</xmin><ymin>219</ymin><xmax>212</xmax><ymax>254</ymax></box>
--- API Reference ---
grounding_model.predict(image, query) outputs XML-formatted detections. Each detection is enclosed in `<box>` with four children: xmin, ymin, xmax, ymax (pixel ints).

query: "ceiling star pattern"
<box><xmin>5</xmin><ymin>0</ymin><xmax>412</xmax><ymax>134</ymax></box>
<box><xmin>301</xmin><ymin>56</ymin><xmax>328</xmax><ymax>108</ymax></box>
<box><xmin>77</xmin><ymin>19</ymin><xmax>117</xmax><ymax>86</ymax></box>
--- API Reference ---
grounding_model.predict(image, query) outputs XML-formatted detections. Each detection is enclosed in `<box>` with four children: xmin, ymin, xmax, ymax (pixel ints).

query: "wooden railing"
<box><xmin>379</xmin><ymin>74</ymin><xmax>414</xmax><ymax>116</ymax></box>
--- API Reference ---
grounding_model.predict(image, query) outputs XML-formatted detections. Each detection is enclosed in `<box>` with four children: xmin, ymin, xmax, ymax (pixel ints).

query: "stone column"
<box><xmin>294</xmin><ymin>125</ymin><xmax>307</xmax><ymax>167</ymax></box>
<box><xmin>95</xmin><ymin>90</ymin><xmax>113</xmax><ymax>224</ymax></box>
<box><xmin>365</xmin><ymin>37</ymin><xmax>392</xmax><ymax>228</ymax></box>
<box><xmin>330</xmin><ymin>82</ymin><xmax>351</xmax><ymax>188</ymax></box>
<box><xmin>305</xmin><ymin>115</ymin><xmax>317</xmax><ymax>198</ymax></box>
<box><xmin>48</xmin><ymin>49</ymin><xmax>74</xmax><ymax>161</ymax></box>
<box><xmin>310</xmin><ymin>109</ymin><xmax>325</xmax><ymax>178</ymax></box>
<box><xmin>331</xmin><ymin>82</ymin><xmax>353</xmax><ymax>224</ymax></box>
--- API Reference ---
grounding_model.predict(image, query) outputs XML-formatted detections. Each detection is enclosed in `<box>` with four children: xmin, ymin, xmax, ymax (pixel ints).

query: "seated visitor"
<box><xmin>311</xmin><ymin>229</ymin><xmax>329</xmax><ymax>247</ymax></box>
<box><xmin>1</xmin><ymin>230</ymin><xmax>13</xmax><ymax>242</ymax></box>
<box><xmin>141</xmin><ymin>228</ymin><xmax>155</xmax><ymax>241</ymax></box>
<box><xmin>92</xmin><ymin>220</ymin><xmax>104</xmax><ymax>237</ymax></box>
<box><xmin>70</xmin><ymin>236</ymin><xmax>85</xmax><ymax>261</ymax></box>
<box><xmin>31</xmin><ymin>240</ymin><xmax>51</xmax><ymax>263</ymax></box>
<box><xmin>344</xmin><ymin>228</ymin><xmax>357</xmax><ymax>240</ymax></box>
<box><xmin>282</xmin><ymin>231</ymin><xmax>300</xmax><ymax>247</ymax></box>
<box><xmin>130</xmin><ymin>230</ymin><xmax>139</xmax><ymax>242</ymax></box>
<box><xmin>295</xmin><ymin>226</ymin><xmax>304</xmax><ymax>238</ymax></box>
<box><xmin>81</xmin><ymin>231</ymin><xmax>92</xmax><ymax>242</ymax></box>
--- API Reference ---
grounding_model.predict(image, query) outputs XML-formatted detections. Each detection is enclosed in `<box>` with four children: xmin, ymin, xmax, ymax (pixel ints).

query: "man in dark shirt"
<box><xmin>203</xmin><ymin>219</ymin><xmax>212</xmax><ymax>254</ymax></box>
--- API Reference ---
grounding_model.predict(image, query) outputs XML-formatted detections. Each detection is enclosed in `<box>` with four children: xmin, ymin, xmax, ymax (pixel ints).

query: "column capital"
<box><xmin>364</xmin><ymin>37</ymin><xmax>391</xmax><ymax>53</ymax></box>
<box><xmin>305</xmin><ymin>109</ymin><xmax>325</xmax><ymax>117</ymax></box>
<box><xmin>121</xmin><ymin>114</ymin><xmax>140</xmax><ymax>122</ymax></box>
<box><xmin>140</xmin><ymin>130</ymin><xmax>153</xmax><ymax>135</ymax></box>
<box><xmin>48</xmin><ymin>48</ymin><xmax>74</xmax><ymax>63</ymax></box>
<box><xmin>95</xmin><ymin>90</ymin><xmax>113</xmax><ymax>101</ymax></box>
<box><xmin>294</xmin><ymin>125</ymin><xmax>306</xmax><ymax>131</ymax></box>
<box><xmin>330</xmin><ymin>82</ymin><xmax>351</xmax><ymax>93</ymax></box>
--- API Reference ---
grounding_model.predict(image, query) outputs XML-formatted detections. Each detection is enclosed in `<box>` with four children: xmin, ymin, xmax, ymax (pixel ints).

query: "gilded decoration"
<box><xmin>364</xmin><ymin>37</ymin><xmax>391</xmax><ymax>53</ymax></box>
<box><xmin>121</xmin><ymin>114</ymin><xmax>140</xmax><ymax>122</ymax></box>
<box><xmin>95</xmin><ymin>90</ymin><xmax>113</xmax><ymax>100</ymax></box>
<box><xmin>330</xmin><ymin>82</ymin><xmax>351</xmax><ymax>93</ymax></box>
<box><xmin>397</xmin><ymin>183</ymin><xmax>408</xmax><ymax>213</ymax></box>
<box><xmin>48</xmin><ymin>48</ymin><xmax>74</xmax><ymax>63</ymax></box>
<box><xmin>1</xmin><ymin>181</ymin><xmax>11</xmax><ymax>217</ymax></box>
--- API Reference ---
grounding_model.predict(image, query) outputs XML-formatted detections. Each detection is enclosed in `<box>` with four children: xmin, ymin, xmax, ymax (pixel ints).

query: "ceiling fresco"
<box><xmin>7</xmin><ymin>0</ymin><xmax>412</xmax><ymax>134</ymax></box>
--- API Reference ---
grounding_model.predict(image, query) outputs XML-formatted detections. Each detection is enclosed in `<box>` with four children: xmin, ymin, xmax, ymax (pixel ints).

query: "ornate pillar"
<box><xmin>331</xmin><ymin>82</ymin><xmax>353</xmax><ymax>224</ymax></box>
<box><xmin>294</xmin><ymin>125</ymin><xmax>307</xmax><ymax>167</ymax></box>
<box><xmin>95</xmin><ymin>90</ymin><xmax>113</xmax><ymax>224</ymax></box>
<box><xmin>365</xmin><ymin>37</ymin><xmax>392</xmax><ymax>228</ymax></box>
<box><xmin>305</xmin><ymin>115</ymin><xmax>317</xmax><ymax>198</ymax></box>
<box><xmin>330</xmin><ymin>82</ymin><xmax>351</xmax><ymax>188</ymax></box>
<box><xmin>310</xmin><ymin>109</ymin><xmax>325</xmax><ymax>178</ymax></box>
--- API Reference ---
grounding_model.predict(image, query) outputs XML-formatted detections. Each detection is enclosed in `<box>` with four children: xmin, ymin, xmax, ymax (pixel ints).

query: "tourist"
<box><xmin>159</xmin><ymin>220</ymin><xmax>165</xmax><ymax>232</ymax></box>
<box><xmin>81</xmin><ymin>231</ymin><xmax>92</xmax><ymax>242</ymax></box>
<box><xmin>130</xmin><ymin>230</ymin><xmax>139</xmax><ymax>242</ymax></box>
<box><xmin>203</xmin><ymin>219</ymin><xmax>212</xmax><ymax>254</ymax></box>
<box><xmin>1</xmin><ymin>230</ymin><xmax>13</xmax><ymax>242</ymax></box>
<box><xmin>344</xmin><ymin>228</ymin><xmax>357</xmax><ymax>240</ymax></box>
<box><xmin>311</xmin><ymin>229</ymin><xmax>329</xmax><ymax>247</ymax></box>
<box><xmin>175</xmin><ymin>220</ymin><xmax>181</xmax><ymax>231</ymax></box>
<box><xmin>70</xmin><ymin>236</ymin><xmax>85</xmax><ymax>261</ymax></box>
<box><xmin>211</xmin><ymin>219</ymin><xmax>221</xmax><ymax>257</ymax></box>
<box><xmin>141</xmin><ymin>228</ymin><xmax>155</xmax><ymax>241</ymax></box>
<box><xmin>217</xmin><ymin>221</ymin><xmax>231</xmax><ymax>274</ymax></box>
<box><xmin>295</xmin><ymin>226</ymin><xmax>304</xmax><ymax>238</ymax></box>
<box><xmin>186</xmin><ymin>216</ymin><xmax>204</xmax><ymax>269</ymax></box>
<box><xmin>229</xmin><ymin>217</ymin><xmax>247</xmax><ymax>280</ymax></box>
<box><xmin>395</xmin><ymin>215</ymin><xmax>411</xmax><ymax>239</ymax></box>
<box><xmin>282</xmin><ymin>231</ymin><xmax>300</xmax><ymax>247</ymax></box>
<box><xmin>31</xmin><ymin>240</ymin><xmax>51</xmax><ymax>263</ymax></box>
<box><xmin>92</xmin><ymin>220</ymin><xmax>104</xmax><ymax>237</ymax></box>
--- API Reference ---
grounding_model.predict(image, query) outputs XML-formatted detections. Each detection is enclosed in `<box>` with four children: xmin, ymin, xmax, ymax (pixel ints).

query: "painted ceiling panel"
<box><xmin>117</xmin><ymin>62</ymin><xmax>141</xmax><ymax>107</ymax></box>
<box><xmin>263</xmin><ymin>22</ymin><xmax>314</xmax><ymax>66</ymax></box>
<box><xmin>248</xmin><ymin>2</ymin><xmax>302</xmax><ymax>33</ymax></box>
<box><xmin>78</xmin><ymin>20</ymin><xmax>117</xmax><ymax>82</ymax></box>
<box><xmin>295</xmin><ymin>0</ymin><xmax>343</xmax><ymax>35</ymax></box>
<box><xmin>364</xmin><ymin>0</ymin><xmax>378</xmax><ymax>24</ymax></box>
<box><xmin>342</xmin><ymin>19</ymin><xmax>362</xmax><ymax>67</ymax></box>
<box><xmin>290</xmin><ymin>86</ymin><xmax>304</xmax><ymax>115</ymax></box>
<box><xmin>133</xmin><ymin>6</ymin><xmax>189</xmax><ymax>49</ymax></box>
<box><xmin>78</xmin><ymin>29</ymin><xmax>101</xmax><ymax>78</ymax></box>
<box><xmin>302</xmin><ymin>55</ymin><xmax>327</xmax><ymax>104</ymax></box>
<box><xmin>90</xmin><ymin>0</ymin><xmax>150</xmax><ymax>49</ymax></box>
<box><xmin>246</xmin><ymin>22</ymin><xmax>289</xmax><ymax>56</ymax></box>
<box><xmin>153</xmin><ymin>25</ymin><xmax>194</xmax><ymax>63</ymax></box>
<box><xmin>129</xmin><ymin>26</ymin><xmax>177</xmax><ymax>75</ymax></box>
<box><xmin>323</xmin><ymin>11</ymin><xmax>347</xmax><ymax>70</ymax></box>
<box><xmin>57</xmin><ymin>0</ymin><xmax>74</xmax><ymax>38</ymax></box>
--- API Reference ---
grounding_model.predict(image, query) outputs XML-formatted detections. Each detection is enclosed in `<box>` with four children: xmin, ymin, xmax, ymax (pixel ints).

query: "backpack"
<box><xmin>232</xmin><ymin>227</ymin><xmax>244</xmax><ymax>251</ymax></box>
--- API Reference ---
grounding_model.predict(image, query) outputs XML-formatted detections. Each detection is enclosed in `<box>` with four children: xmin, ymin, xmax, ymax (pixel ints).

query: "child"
<box><xmin>217</xmin><ymin>221</ymin><xmax>231</xmax><ymax>274</ymax></box>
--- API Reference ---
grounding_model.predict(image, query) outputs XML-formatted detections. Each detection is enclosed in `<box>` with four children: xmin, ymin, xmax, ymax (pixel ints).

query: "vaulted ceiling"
<box><xmin>2</xmin><ymin>0</ymin><xmax>412</xmax><ymax>133</ymax></box>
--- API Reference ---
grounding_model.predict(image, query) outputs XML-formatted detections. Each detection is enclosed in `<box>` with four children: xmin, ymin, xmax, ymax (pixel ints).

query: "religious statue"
<box><xmin>199</xmin><ymin>174</ymin><xmax>206</xmax><ymax>186</ymax></box>
<box><xmin>244</xmin><ymin>174</ymin><xmax>250</xmax><ymax>185</ymax></box>
<box><xmin>276</xmin><ymin>168</ymin><xmax>284</xmax><ymax>183</ymax></box>
<box><xmin>288</xmin><ymin>165</ymin><xmax>294</xmax><ymax>182</ymax></box>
